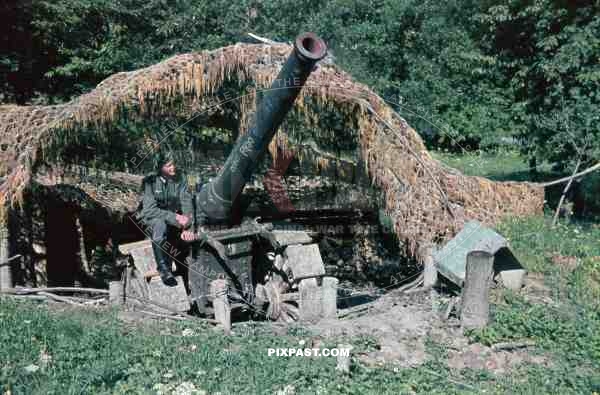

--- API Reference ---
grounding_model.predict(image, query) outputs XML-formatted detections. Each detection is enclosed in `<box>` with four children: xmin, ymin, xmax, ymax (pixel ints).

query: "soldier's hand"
<box><xmin>175</xmin><ymin>214</ymin><xmax>190</xmax><ymax>228</ymax></box>
<box><xmin>180</xmin><ymin>230</ymin><xmax>195</xmax><ymax>242</ymax></box>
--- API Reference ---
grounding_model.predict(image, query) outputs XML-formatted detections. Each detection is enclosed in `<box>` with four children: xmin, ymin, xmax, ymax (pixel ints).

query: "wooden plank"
<box><xmin>434</xmin><ymin>221</ymin><xmax>526</xmax><ymax>292</ymax></box>
<box><xmin>421</xmin><ymin>243</ymin><xmax>438</xmax><ymax>289</ymax></box>
<box><xmin>124</xmin><ymin>266</ymin><xmax>149</xmax><ymax>307</ymax></box>
<box><xmin>434</xmin><ymin>221</ymin><xmax>506</xmax><ymax>286</ymax></box>
<box><xmin>118</xmin><ymin>239</ymin><xmax>152</xmax><ymax>255</ymax></box>
<box><xmin>335</xmin><ymin>344</ymin><xmax>353</xmax><ymax>374</ymax></box>
<box><xmin>120</xmin><ymin>241</ymin><xmax>156</xmax><ymax>275</ymax></box>
<box><xmin>285</xmin><ymin>244</ymin><xmax>325</xmax><ymax>280</ymax></box>
<box><xmin>271</xmin><ymin>231</ymin><xmax>312</xmax><ymax>246</ymax></box>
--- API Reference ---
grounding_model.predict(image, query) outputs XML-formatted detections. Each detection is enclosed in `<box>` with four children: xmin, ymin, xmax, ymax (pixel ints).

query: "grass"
<box><xmin>0</xmin><ymin>299</ymin><xmax>484</xmax><ymax>395</ymax></box>
<box><xmin>431</xmin><ymin>149</ymin><xmax>556</xmax><ymax>182</ymax></box>
<box><xmin>433</xmin><ymin>150</ymin><xmax>600</xmax><ymax>393</ymax></box>
<box><xmin>2</xmin><ymin>150</ymin><xmax>600</xmax><ymax>394</ymax></box>
<box><xmin>3</xmin><ymin>215</ymin><xmax>600</xmax><ymax>394</ymax></box>
<box><xmin>497</xmin><ymin>216</ymin><xmax>600</xmax><ymax>275</ymax></box>
<box><xmin>471</xmin><ymin>215</ymin><xmax>600</xmax><ymax>393</ymax></box>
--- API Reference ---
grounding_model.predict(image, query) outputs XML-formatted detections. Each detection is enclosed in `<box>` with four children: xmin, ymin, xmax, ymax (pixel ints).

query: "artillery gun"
<box><xmin>118</xmin><ymin>33</ymin><xmax>338</xmax><ymax>327</ymax></box>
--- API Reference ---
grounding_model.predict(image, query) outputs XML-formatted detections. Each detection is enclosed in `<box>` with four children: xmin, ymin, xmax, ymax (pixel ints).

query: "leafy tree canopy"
<box><xmin>1</xmin><ymin>0</ymin><xmax>598</xmax><ymax>168</ymax></box>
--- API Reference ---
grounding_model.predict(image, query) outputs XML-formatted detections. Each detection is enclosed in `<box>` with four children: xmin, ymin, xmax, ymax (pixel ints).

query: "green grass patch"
<box><xmin>3</xmin><ymin>147</ymin><xmax>600</xmax><ymax>393</ymax></box>
<box><xmin>431</xmin><ymin>149</ymin><xmax>536</xmax><ymax>181</ymax></box>
<box><xmin>462</xmin><ymin>215</ymin><xmax>600</xmax><ymax>393</ymax></box>
<box><xmin>431</xmin><ymin>149</ymin><xmax>564</xmax><ymax>184</ymax></box>
<box><xmin>467</xmin><ymin>293</ymin><xmax>600</xmax><ymax>394</ymax></box>
<box><xmin>3</xmin><ymin>214</ymin><xmax>600</xmax><ymax>394</ymax></box>
<box><xmin>0</xmin><ymin>299</ymin><xmax>479</xmax><ymax>394</ymax></box>
<box><xmin>433</xmin><ymin>149</ymin><xmax>600</xmax><ymax>393</ymax></box>
<box><xmin>497</xmin><ymin>216</ymin><xmax>600</xmax><ymax>273</ymax></box>
<box><xmin>0</xmin><ymin>300</ymin><xmax>341</xmax><ymax>394</ymax></box>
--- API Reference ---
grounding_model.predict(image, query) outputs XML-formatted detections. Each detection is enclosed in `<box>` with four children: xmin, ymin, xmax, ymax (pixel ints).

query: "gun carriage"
<box><xmin>117</xmin><ymin>33</ymin><xmax>338</xmax><ymax>327</ymax></box>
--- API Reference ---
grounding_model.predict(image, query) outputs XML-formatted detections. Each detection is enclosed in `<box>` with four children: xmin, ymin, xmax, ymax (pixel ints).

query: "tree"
<box><xmin>475</xmin><ymin>0</ymin><xmax>600</xmax><ymax>167</ymax></box>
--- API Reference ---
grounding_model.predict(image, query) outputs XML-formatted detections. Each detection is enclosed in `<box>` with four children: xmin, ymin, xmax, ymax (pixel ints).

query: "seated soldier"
<box><xmin>138</xmin><ymin>151</ymin><xmax>195</xmax><ymax>285</ymax></box>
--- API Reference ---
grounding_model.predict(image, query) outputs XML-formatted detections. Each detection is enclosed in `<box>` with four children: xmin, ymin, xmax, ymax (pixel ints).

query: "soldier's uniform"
<box><xmin>138</xmin><ymin>170</ymin><xmax>194</xmax><ymax>285</ymax></box>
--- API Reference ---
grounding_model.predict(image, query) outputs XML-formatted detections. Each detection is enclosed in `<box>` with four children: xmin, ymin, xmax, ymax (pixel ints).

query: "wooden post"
<box><xmin>552</xmin><ymin>158</ymin><xmax>581</xmax><ymax>226</ymax></box>
<box><xmin>460</xmin><ymin>251</ymin><xmax>494</xmax><ymax>330</ymax></box>
<box><xmin>422</xmin><ymin>244</ymin><xmax>438</xmax><ymax>289</ymax></box>
<box><xmin>109</xmin><ymin>281</ymin><xmax>124</xmax><ymax>306</ymax></box>
<box><xmin>321</xmin><ymin>276</ymin><xmax>338</xmax><ymax>319</ymax></box>
<box><xmin>335</xmin><ymin>344</ymin><xmax>353</xmax><ymax>374</ymax></box>
<box><xmin>299</xmin><ymin>278</ymin><xmax>321</xmax><ymax>322</ymax></box>
<box><xmin>210</xmin><ymin>279</ymin><xmax>231</xmax><ymax>335</ymax></box>
<box><xmin>0</xmin><ymin>222</ymin><xmax>11</xmax><ymax>291</ymax></box>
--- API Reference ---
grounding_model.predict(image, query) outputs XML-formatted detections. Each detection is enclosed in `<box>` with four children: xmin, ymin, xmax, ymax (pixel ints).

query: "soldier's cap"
<box><xmin>154</xmin><ymin>148</ymin><xmax>176</xmax><ymax>169</ymax></box>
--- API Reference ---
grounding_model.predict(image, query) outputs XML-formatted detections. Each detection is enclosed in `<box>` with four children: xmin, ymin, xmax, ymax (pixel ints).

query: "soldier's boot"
<box><xmin>152</xmin><ymin>242</ymin><xmax>177</xmax><ymax>286</ymax></box>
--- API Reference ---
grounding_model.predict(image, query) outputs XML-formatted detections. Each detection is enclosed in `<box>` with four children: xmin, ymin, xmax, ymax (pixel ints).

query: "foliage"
<box><xmin>469</xmin><ymin>295</ymin><xmax>600</xmax><ymax>393</ymax></box>
<box><xmin>1</xmin><ymin>0</ymin><xmax>598</xmax><ymax>171</ymax></box>
<box><xmin>464</xmin><ymin>214</ymin><xmax>600</xmax><ymax>393</ymax></box>
<box><xmin>475</xmin><ymin>0</ymin><xmax>600</xmax><ymax>167</ymax></box>
<box><xmin>432</xmin><ymin>149</ymin><xmax>539</xmax><ymax>181</ymax></box>
<box><xmin>4</xmin><ymin>220</ymin><xmax>600</xmax><ymax>395</ymax></box>
<box><xmin>496</xmin><ymin>215</ymin><xmax>600</xmax><ymax>273</ymax></box>
<box><xmin>0</xmin><ymin>299</ymin><xmax>473</xmax><ymax>394</ymax></box>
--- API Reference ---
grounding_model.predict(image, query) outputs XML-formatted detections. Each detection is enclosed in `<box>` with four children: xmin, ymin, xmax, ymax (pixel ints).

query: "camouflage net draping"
<box><xmin>0</xmin><ymin>42</ymin><xmax>543</xmax><ymax>260</ymax></box>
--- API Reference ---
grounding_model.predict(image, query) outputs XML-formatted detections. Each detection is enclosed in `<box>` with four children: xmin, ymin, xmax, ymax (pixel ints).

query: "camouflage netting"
<box><xmin>0</xmin><ymin>42</ymin><xmax>544</xmax><ymax>260</ymax></box>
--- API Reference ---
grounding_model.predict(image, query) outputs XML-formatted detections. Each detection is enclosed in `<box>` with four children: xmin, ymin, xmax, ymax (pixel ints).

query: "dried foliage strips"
<box><xmin>0</xmin><ymin>42</ymin><xmax>543</xmax><ymax>258</ymax></box>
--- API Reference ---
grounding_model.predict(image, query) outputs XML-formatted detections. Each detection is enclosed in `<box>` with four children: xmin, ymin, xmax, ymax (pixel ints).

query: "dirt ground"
<box><xmin>301</xmin><ymin>275</ymin><xmax>553</xmax><ymax>374</ymax></box>
<box><xmin>39</xmin><ymin>273</ymin><xmax>553</xmax><ymax>377</ymax></box>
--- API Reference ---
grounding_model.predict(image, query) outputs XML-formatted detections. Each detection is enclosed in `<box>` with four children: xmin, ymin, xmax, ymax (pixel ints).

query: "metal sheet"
<box><xmin>434</xmin><ymin>221</ymin><xmax>523</xmax><ymax>287</ymax></box>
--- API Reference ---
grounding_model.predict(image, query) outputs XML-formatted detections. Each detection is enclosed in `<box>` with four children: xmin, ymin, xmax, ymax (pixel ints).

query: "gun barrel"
<box><xmin>196</xmin><ymin>32</ymin><xmax>327</xmax><ymax>223</ymax></box>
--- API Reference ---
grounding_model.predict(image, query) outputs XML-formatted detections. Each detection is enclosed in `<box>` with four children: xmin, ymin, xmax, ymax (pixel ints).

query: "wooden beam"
<box><xmin>321</xmin><ymin>276</ymin><xmax>338</xmax><ymax>319</ymax></box>
<box><xmin>335</xmin><ymin>344</ymin><xmax>353</xmax><ymax>374</ymax></box>
<box><xmin>460</xmin><ymin>251</ymin><xmax>494</xmax><ymax>330</ymax></box>
<box><xmin>421</xmin><ymin>243</ymin><xmax>438</xmax><ymax>289</ymax></box>
<box><xmin>210</xmin><ymin>279</ymin><xmax>231</xmax><ymax>335</ymax></box>
<box><xmin>246</xmin><ymin>32</ymin><xmax>279</xmax><ymax>45</ymax></box>
<box><xmin>0</xmin><ymin>222</ymin><xmax>11</xmax><ymax>291</ymax></box>
<box><xmin>109</xmin><ymin>281</ymin><xmax>124</xmax><ymax>305</ymax></box>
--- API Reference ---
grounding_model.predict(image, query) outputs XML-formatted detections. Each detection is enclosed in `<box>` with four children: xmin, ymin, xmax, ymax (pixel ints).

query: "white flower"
<box><xmin>276</xmin><ymin>385</ymin><xmax>296</xmax><ymax>395</ymax></box>
<box><xmin>173</xmin><ymin>382</ymin><xmax>203</xmax><ymax>395</ymax></box>
<box><xmin>39</xmin><ymin>350</ymin><xmax>52</xmax><ymax>366</ymax></box>
<box><xmin>182</xmin><ymin>328</ymin><xmax>195</xmax><ymax>337</ymax></box>
<box><xmin>24</xmin><ymin>364</ymin><xmax>39</xmax><ymax>373</ymax></box>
